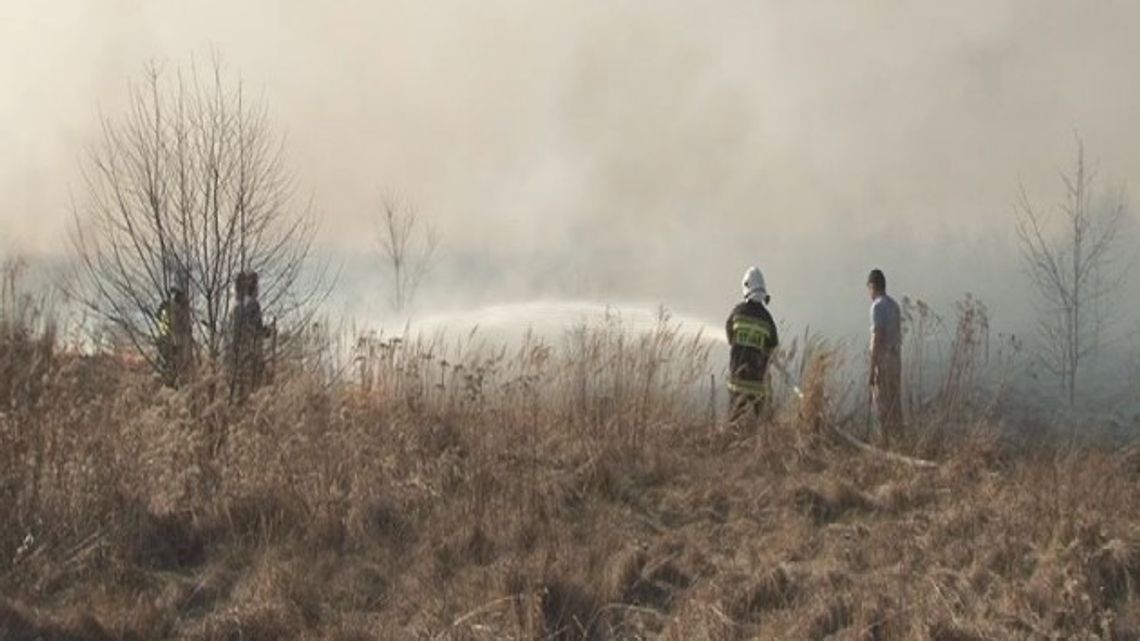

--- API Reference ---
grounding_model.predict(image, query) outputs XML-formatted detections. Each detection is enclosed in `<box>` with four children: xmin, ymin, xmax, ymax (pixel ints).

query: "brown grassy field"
<box><xmin>2</xmin><ymin>306</ymin><xmax>1140</xmax><ymax>640</ymax></box>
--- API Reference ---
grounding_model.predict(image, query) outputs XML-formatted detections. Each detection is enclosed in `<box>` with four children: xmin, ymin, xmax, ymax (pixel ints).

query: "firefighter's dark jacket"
<box><xmin>725</xmin><ymin>299</ymin><xmax>779</xmax><ymax>395</ymax></box>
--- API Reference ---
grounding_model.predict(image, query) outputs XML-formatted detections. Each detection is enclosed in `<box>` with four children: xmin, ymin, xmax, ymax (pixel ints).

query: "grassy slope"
<box><xmin>2</xmin><ymin>327</ymin><xmax>1140</xmax><ymax>641</ymax></box>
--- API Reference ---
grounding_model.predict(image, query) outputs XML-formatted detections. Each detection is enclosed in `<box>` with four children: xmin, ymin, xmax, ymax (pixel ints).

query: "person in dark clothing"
<box><xmin>157</xmin><ymin>286</ymin><xmax>193</xmax><ymax>387</ymax></box>
<box><xmin>229</xmin><ymin>271</ymin><xmax>272</xmax><ymax>402</ymax></box>
<box><xmin>726</xmin><ymin>266</ymin><xmax>780</xmax><ymax>427</ymax></box>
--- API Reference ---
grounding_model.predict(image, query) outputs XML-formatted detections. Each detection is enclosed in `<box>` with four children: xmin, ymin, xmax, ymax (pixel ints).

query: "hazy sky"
<box><xmin>3</xmin><ymin>0</ymin><xmax>1139</xmax><ymax>340</ymax></box>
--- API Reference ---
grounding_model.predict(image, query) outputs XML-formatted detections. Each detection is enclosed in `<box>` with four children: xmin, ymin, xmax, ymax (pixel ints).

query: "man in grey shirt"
<box><xmin>867</xmin><ymin>269</ymin><xmax>903</xmax><ymax>442</ymax></box>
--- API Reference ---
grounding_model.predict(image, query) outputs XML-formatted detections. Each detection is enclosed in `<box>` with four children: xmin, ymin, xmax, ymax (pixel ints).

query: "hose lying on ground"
<box><xmin>773</xmin><ymin>363</ymin><xmax>938</xmax><ymax>470</ymax></box>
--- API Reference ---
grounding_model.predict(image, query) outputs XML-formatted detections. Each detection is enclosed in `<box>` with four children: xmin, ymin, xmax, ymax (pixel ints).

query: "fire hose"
<box><xmin>772</xmin><ymin>362</ymin><xmax>938</xmax><ymax>470</ymax></box>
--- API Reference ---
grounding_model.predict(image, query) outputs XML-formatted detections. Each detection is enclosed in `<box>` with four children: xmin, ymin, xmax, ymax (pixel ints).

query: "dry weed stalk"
<box><xmin>0</xmin><ymin>292</ymin><xmax>1138</xmax><ymax>641</ymax></box>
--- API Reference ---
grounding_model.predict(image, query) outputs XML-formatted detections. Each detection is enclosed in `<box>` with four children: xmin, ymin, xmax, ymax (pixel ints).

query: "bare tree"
<box><xmin>376</xmin><ymin>196</ymin><xmax>439</xmax><ymax>313</ymax></box>
<box><xmin>69</xmin><ymin>59</ymin><xmax>324</xmax><ymax>382</ymax></box>
<box><xmin>1015</xmin><ymin>137</ymin><xmax>1131</xmax><ymax>404</ymax></box>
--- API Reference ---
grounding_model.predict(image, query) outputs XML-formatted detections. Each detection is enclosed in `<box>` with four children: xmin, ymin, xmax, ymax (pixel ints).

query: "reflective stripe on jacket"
<box><xmin>725</xmin><ymin>300</ymin><xmax>779</xmax><ymax>397</ymax></box>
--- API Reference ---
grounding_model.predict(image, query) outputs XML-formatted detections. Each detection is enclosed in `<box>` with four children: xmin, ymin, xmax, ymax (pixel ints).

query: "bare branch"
<box><xmin>375</xmin><ymin>195</ymin><xmax>440</xmax><ymax>313</ymax></box>
<box><xmin>69</xmin><ymin>58</ymin><xmax>328</xmax><ymax>383</ymax></box>
<box><xmin>1013</xmin><ymin>136</ymin><xmax>1133</xmax><ymax>404</ymax></box>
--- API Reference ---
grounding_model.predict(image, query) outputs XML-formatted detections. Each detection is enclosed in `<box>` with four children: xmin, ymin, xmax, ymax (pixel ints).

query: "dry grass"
<box><xmin>2</xmin><ymin>296</ymin><xmax>1140</xmax><ymax>640</ymax></box>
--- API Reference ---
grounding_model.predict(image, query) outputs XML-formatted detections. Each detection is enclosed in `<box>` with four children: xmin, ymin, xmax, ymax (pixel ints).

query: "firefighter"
<box><xmin>726</xmin><ymin>266</ymin><xmax>779</xmax><ymax>429</ymax></box>
<box><xmin>156</xmin><ymin>286</ymin><xmax>192</xmax><ymax>387</ymax></box>
<box><xmin>229</xmin><ymin>271</ymin><xmax>272</xmax><ymax>402</ymax></box>
<box><xmin>867</xmin><ymin>268</ymin><xmax>903</xmax><ymax>443</ymax></box>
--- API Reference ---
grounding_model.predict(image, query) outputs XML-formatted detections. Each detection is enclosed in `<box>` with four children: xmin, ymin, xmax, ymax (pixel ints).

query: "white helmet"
<box><xmin>741</xmin><ymin>266</ymin><xmax>768</xmax><ymax>302</ymax></box>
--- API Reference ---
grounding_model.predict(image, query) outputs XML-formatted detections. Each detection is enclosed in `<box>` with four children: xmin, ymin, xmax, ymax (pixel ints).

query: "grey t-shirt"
<box><xmin>870</xmin><ymin>294</ymin><xmax>902</xmax><ymax>351</ymax></box>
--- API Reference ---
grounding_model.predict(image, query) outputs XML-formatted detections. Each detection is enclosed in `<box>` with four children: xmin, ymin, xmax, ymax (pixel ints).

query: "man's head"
<box><xmin>235</xmin><ymin>272</ymin><xmax>259</xmax><ymax>299</ymax></box>
<box><xmin>867</xmin><ymin>269</ymin><xmax>886</xmax><ymax>298</ymax></box>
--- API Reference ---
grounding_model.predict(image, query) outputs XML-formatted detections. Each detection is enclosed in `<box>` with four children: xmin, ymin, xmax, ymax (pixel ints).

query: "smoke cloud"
<box><xmin>3</xmin><ymin>0</ymin><xmax>1139</xmax><ymax>348</ymax></box>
